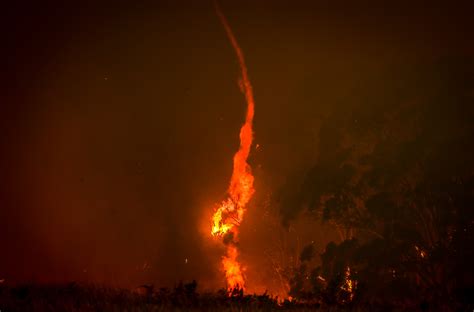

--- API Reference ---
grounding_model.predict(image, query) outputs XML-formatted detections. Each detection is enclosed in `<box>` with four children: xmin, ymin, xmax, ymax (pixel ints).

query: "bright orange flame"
<box><xmin>222</xmin><ymin>245</ymin><xmax>245</xmax><ymax>289</ymax></box>
<box><xmin>211</xmin><ymin>0</ymin><xmax>256</xmax><ymax>291</ymax></box>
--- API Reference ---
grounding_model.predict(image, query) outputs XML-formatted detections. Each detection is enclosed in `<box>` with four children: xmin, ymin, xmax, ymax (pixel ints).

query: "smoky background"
<box><xmin>1</xmin><ymin>0</ymin><xmax>473</xmax><ymax>295</ymax></box>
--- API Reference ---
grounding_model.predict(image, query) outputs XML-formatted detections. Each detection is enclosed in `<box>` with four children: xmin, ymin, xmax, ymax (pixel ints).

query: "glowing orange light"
<box><xmin>341</xmin><ymin>266</ymin><xmax>356</xmax><ymax>302</ymax></box>
<box><xmin>222</xmin><ymin>245</ymin><xmax>245</xmax><ymax>289</ymax></box>
<box><xmin>210</xmin><ymin>0</ymin><xmax>256</xmax><ymax>291</ymax></box>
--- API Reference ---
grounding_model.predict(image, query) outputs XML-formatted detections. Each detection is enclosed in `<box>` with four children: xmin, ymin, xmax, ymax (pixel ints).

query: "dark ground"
<box><xmin>0</xmin><ymin>281</ymin><xmax>460</xmax><ymax>312</ymax></box>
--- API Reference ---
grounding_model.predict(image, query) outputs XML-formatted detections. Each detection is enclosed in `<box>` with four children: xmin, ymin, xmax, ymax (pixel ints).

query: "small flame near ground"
<box><xmin>341</xmin><ymin>266</ymin><xmax>356</xmax><ymax>302</ymax></box>
<box><xmin>210</xmin><ymin>0</ymin><xmax>256</xmax><ymax>291</ymax></box>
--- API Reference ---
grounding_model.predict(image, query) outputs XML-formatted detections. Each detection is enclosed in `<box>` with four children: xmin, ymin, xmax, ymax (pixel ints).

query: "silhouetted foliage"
<box><xmin>280</xmin><ymin>58</ymin><xmax>474</xmax><ymax>310</ymax></box>
<box><xmin>0</xmin><ymin>282</ymin><xmax>330</xmax><ymax>311</ymax></box>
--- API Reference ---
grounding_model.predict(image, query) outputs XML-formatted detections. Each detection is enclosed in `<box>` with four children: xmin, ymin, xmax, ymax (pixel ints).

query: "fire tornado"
<box><xmin>210</xmin><ymin>1</ymin><xmax>256</xmax><ymax>290</ymax></box>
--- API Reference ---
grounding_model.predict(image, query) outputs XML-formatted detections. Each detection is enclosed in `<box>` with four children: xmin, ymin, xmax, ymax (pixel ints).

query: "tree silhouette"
<box><xmin>283</xmin><ymin>58</ymin><xmax>474</xmax><ymax>309</ymax></box>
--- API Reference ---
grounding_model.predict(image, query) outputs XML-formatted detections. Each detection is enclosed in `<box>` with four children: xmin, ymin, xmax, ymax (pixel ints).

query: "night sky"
<box><xmin>1</xmin><ymin>0</ymin><xmax>473</xmax><ymax>294</ymax></box>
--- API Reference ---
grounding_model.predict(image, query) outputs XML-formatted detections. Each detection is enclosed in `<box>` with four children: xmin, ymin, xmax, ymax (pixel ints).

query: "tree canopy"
<box><xmin>282</xmin><ymin>58</ymin><xmax>474</xmax><ymax>310</ymax></box>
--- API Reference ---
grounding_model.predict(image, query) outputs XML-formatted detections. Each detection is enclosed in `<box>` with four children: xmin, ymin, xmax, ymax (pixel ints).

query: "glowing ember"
<box><xmin>210</xmin><ymin>0</ymin><xmax>256</xmax><ymax>291</ymax></box>
<box><xmin>415</xmin><ymin>245</ymin><xmax>427</xmax><ymax>259</ymax></box>
<box><xmin>341</xmin><ymin>266</ymin><xmax>356</xmax><ymax>302</ymax></box>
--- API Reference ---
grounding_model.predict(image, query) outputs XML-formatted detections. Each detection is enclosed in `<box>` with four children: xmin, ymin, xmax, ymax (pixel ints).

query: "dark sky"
<box><xmin>1</xmin><ymin>0</ymin><xmax>473</xmax><ymax>292</ymax></box>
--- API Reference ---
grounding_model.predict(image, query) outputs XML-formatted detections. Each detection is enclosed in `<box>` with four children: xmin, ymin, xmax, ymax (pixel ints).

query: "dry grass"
<box><xmin>0</xmin><ymin>283</ymin><xmax>326</xmax><ymax>312</ymax></box>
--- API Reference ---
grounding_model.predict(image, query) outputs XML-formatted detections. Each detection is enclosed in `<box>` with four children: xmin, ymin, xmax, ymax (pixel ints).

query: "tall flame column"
<box><xmin>210</xmin><ymin>1</ymin><xmax>256</xmax><ymax>290</ymax></box>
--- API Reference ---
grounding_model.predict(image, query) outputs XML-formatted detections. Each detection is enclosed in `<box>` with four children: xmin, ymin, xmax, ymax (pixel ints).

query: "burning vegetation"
<box><xmin>205</xmin><ymin>4</ymin><xmax>474</xmax><ymax>310</ymax></box>
<box><xmin>3</xmin><ymin>1</ymin><xmax>474</xmax><ymax>311</ymax></box>
<box><xmin>273</xmin><ymin>59</ymin><xmax>474</xmax><ymax>310</ymax></box>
